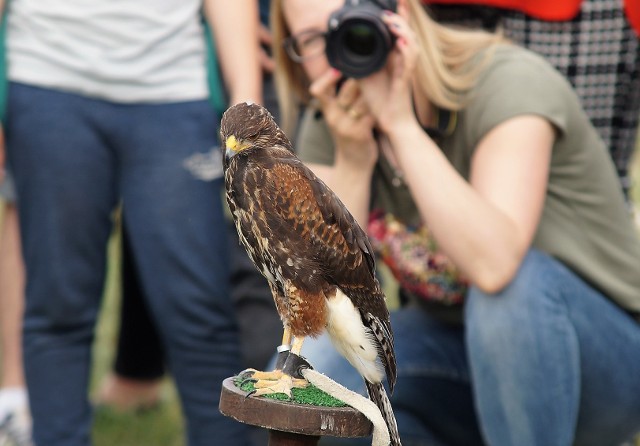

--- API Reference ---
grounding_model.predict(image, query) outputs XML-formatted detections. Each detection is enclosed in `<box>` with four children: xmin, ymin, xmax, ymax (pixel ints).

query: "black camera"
<box><xmin>326</xmin><ymin>0</ymin><xmax>398</xmax><ymax>79</ymax></box>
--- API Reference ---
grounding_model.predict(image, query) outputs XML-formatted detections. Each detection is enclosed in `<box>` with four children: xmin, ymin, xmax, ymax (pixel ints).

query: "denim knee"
<box><xmin>462</xmin><ymin>250</ymin><xmax>584</xmax><ymax>445</ymax></box>
<box><xmin>464</xmin><ymin>250</ymin><xmax>569</xmax><ymax>349</ymax></box>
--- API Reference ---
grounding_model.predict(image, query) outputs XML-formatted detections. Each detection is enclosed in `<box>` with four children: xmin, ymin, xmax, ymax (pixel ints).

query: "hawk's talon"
<box><xmin>237</xmin><ymin>368</ymin><xmax>257</xmax><ymax>380</ymax></box>
<box><xmin>244</xmin><ymin>372</ymin><xmax>309</xmax><ymax>399</ymax></box>
<box><xmin>239</xmin><ymin>377</ymin><xmax>258</xmax><ymax>387</ymax></box>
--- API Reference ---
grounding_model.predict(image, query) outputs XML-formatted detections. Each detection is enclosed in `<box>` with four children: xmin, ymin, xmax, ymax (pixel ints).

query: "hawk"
<box><xmin>221</xmin><ymin>102</ymin><xmax>401</xmax><ymax>446</ymax></box>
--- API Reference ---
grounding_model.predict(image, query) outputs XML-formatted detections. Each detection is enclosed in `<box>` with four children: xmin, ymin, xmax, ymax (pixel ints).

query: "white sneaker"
<box><xmin>0</xmin><ymin>389</ymin><xmax>32</xmax><ymax>446</ymax></box>
<box><xmin>0</xmin><ymin>408</ymin><xmax>33</xmax><ymax>446</ymax></box>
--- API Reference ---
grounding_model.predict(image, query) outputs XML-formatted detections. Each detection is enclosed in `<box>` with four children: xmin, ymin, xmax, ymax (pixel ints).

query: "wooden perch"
<box><xmin>219</xmin><ymin>377</ymin><xmax>373</xmax><ymax>445</ymax></box>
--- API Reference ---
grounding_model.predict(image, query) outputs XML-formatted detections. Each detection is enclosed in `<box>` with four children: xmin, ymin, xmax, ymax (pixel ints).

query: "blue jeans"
<box><xmin>300</xmin><ymin>250</ymin><xmax>640</xmax><ymax>446</ymax></box>
<box><xmin>6</xmin><ymin>83</ymin><xmax>250</xmax><ymax>446</ymax></box>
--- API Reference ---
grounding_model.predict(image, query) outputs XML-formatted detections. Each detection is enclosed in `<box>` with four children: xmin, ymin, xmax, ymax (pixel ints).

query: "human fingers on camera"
<box><xmin>332</xmin><ymin>95</ymin><xmax>374</xmax><ymax>142</ymax></box>
<box><xmin>309</xmin><ymin>69</ymin><xmax>363</xmax><ymax>129</ymax></box>
<box><xmin>309</xmin><ymin>68</ymin><xmax>343</xmax><ymax>105</ymax></box>
<box><xmin>356</xmin><ymin>71</ymin><xmax>386</xmax><ymax>119</ymax></box>
<box><xmin>309</xmin><ymin>69</ymin><xmax>347</xmax><ymax>129</ymax></box>
<box><xmin>342</xmin><ymin>96</ymin><xmax>370</xmax><ymax>121</ymax></box>
<box><xmin>334</xmin><ymin>89</ymin><xmax>372</xmax><ymax>131</ymax></box>
<box><xmin>335</xmin><ymin>78</ymin><xmax>360</xmax><ymax>110</ymax></box>
<box><xmin>382</xmin><ymin>12</ymin><xmax>417</xmax><ymax>74</ymax></box>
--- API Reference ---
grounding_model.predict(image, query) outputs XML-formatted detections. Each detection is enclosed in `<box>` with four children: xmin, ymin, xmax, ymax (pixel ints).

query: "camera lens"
<box><xmin>343</xmin><ymin>24</ymin><xmax>376</xmax><ymax>57</ymax></box>
<box><xmin>326</xmin><ymin>4</ymin><xmax>395</xmax><ymax>79</ymax></box>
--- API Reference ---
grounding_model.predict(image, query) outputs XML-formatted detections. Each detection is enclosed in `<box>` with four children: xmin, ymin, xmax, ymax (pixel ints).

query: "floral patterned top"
<box><xmin>367</xmin><ymin>209</ymin><xmax>468</xmax><ymax>306</ymax></box>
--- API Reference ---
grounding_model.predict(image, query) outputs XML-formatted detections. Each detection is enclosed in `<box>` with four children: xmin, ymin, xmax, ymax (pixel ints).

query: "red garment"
<box><xmin>425</xmin><ymin>0</ymin><xmax>640</xmax><ymax>35</ymax></box>
<box><xmin>626</xmin><ymin>0</ymin><xmax>640</xmax><ymax>36</ymax></box>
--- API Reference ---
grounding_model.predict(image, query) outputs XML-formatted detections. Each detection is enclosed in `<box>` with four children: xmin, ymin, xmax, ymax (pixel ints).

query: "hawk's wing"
<box><xmin>263</xmin><ymin>149</ymin><xmax>376</xmax><ymax>289</ymax></box>
<box><xmin>232</xmin><ymin>147</ymin><xmax>396</xmax><ymax>388</ymax></box>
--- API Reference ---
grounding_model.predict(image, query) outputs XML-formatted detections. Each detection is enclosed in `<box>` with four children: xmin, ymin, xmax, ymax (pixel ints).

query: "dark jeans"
<box><xmin>7</xmin><ymin>82</ymin><xmax>250</xmax><ymax>446</ymax></box>
<box><xmin>114</xmin><ymin>219</ymin><xmax>281</xmax><ymax>379</ymax></box>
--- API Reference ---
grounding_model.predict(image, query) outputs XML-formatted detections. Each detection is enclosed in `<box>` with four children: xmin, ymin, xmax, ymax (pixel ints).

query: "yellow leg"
<box><xmin>240</xmin><ymin>326</ymin><xmax>291</xmax><ymax>380</ymax></box>
<box><xmin>291</xmin><ymin>336</ymin><xmax>305</xmax><ymax>356</ymax></box>
<box><xmin>241</xmin><ymin>333</ymin><xmax>308</xmax><ymax>398</ymax></box>
<box><xmin>281</xmin><ymin>327</ymin><xmax>292</xmax><ymax>347</ymax></box>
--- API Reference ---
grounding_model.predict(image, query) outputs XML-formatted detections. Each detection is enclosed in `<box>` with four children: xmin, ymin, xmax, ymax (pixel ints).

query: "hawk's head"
<box><xmin>220</xmin><ymin>102</ymin><xmax>290</xmax><ymax>168</ymax></box>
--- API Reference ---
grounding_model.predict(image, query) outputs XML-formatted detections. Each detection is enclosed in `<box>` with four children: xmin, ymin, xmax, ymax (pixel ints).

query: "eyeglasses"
<box><xmin>283</xmin><ymin>29</ymin><xmax>327</xmax><ymax>63</ymax></box>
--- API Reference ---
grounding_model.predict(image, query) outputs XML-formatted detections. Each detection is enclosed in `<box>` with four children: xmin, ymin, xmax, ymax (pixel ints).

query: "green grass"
<box><xmin>234</xmin><ymin>376</ymin><xmax>347</xmax><ymax>407</ymax></box>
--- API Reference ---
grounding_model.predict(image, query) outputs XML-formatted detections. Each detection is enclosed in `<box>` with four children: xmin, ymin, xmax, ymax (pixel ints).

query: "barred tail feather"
<box><xmin>363</xmin><ymin>312</ymin><xmax>397</xmax><ymax>392</ymax></box>
<box><xmin>365</xmin><ymin>380</ymin><xmax>402</xmax><ymax>446</ymax></box>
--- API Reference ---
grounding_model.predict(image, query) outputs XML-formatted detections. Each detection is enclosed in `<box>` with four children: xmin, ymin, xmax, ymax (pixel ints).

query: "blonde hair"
<box><xmin>271</xmin><ymin>0</ymin><xmax>507</xmax><ymax>136</ymax></box>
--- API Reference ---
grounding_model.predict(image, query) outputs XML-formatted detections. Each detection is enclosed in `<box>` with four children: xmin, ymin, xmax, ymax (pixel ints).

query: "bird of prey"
<box><xmin>221</xmin><ymin>102</ymin><xmax>401</xmax><ymax>446</ymax></box>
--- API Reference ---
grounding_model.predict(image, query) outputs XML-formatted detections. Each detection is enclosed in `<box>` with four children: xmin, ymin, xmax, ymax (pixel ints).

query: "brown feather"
<box><xmin>221</xmin><ymin>103</ymin><xmax>399</xmax><ymax>442</ymax></box>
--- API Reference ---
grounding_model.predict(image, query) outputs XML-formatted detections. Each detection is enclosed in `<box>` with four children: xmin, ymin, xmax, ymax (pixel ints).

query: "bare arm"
<box><xmin>203</xmin><ymin>0</ymin><xmax>262</xmax><ymax>105</ymax></box>
<box><xmin>387</xmin><ymin>115</ymin><xmax>554</xmax><ymax>293</ymax></box>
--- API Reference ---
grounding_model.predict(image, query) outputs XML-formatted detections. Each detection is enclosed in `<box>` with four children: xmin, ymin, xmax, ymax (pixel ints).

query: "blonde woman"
<box><xmin>270</xmin><ymin>0</ymin><xmax>640</xmax><ymax>444</ymax></box>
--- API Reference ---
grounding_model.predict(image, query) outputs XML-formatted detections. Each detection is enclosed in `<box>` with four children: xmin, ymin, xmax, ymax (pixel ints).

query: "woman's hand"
<box><xmin>307</xmin><ymin>70</ymin><xmax>378</xmax><ymax>227</ymax></box>
<box><xmin>357</xmin><ymin>7</ymin><xmax>419</xmax><ymax>135</ymax></box>
<box><xmin>309</xmin><ymin>68</ymin><xmax>378</xmax><ymax>168</ymax></box>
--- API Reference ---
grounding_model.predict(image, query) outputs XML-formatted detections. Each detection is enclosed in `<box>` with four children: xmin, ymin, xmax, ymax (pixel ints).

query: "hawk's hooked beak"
<box><xmin>225</xmin><ymin>135</ymin><xmax>250</xmax><ymax>162</ymax></box>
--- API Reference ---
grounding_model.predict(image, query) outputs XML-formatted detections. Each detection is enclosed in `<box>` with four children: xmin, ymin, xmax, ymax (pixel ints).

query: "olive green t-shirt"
<box><xmin>296</xmin><ymin>44</ymin><xmax>640</xmax><ymax>316</ymax></box>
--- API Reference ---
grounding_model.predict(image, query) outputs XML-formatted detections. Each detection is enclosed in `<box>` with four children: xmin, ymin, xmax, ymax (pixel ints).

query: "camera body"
<box><xmin>326</xmin><ymin>0</ymin><xmax>398</xmax><ymax>79</ymax></box>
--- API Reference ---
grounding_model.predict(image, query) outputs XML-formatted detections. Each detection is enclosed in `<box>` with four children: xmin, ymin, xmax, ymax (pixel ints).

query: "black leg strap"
<box><xmin>281</xmin><ymin>351</ymin><xmax>313</xmax><ymax>380</ymax></box>
<box><xmin>274</xmin><ymin>344</ymin><xmax>290</xmax><ymax>370</ymax></box>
